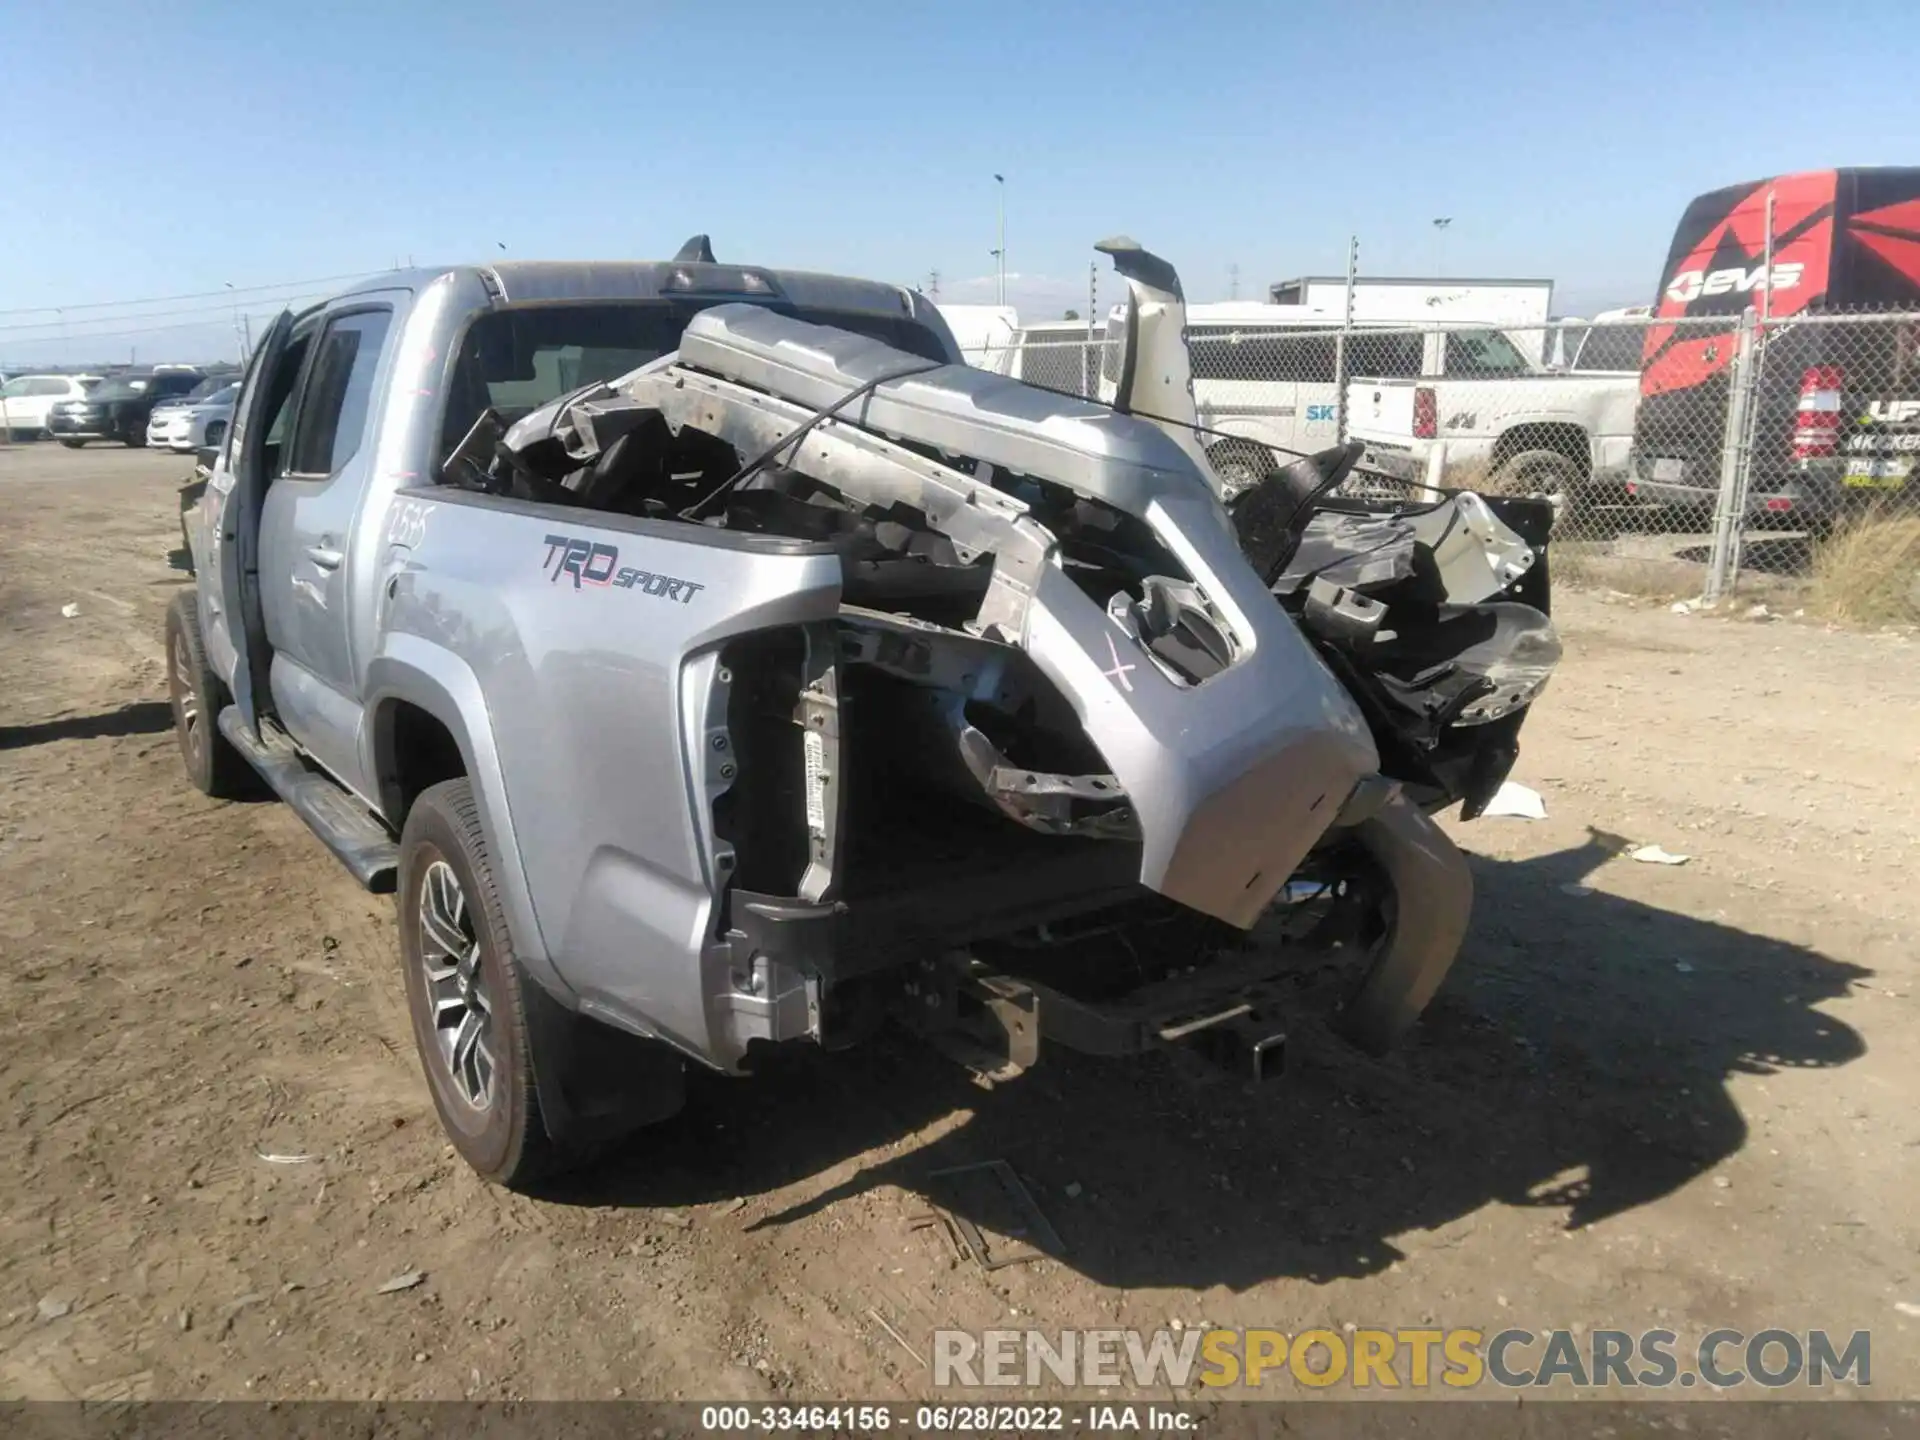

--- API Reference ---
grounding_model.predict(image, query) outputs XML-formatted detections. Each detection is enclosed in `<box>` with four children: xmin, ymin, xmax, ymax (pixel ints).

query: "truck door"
<box><xmin>257</xmin><ymin>302</ymin><xmax>399</xmax><ymax>798</ymax></box>
<box><xmin>215</xmin><ymin>310</ymin><xmax>296</xmax><ymax>737</ymax></box>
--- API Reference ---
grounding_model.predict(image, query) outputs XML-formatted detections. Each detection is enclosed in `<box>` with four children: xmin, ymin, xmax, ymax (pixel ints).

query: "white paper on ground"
<box><xmin>1630</xmin><ymin>844</ymin><xmax>1691</xmax><ymax>865</ymax></box>
<box><xmin>1482</xmin><ymin>781</ymin><xmax>1547</xmax><ymax>820</ymax></box>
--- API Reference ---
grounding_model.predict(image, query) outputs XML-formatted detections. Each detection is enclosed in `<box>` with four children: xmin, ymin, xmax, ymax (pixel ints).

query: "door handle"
<box><xmin>305</xmin><ymin>545</ymin><xmax>344</xmax><ymax>570</ymax></box>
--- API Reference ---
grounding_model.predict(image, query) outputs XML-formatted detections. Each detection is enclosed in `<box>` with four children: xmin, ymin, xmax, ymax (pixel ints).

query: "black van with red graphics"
<box><xmin>1629</xmin><ymin>168</ymin><xmax>1920</xmax><ymax>528</ymax></box>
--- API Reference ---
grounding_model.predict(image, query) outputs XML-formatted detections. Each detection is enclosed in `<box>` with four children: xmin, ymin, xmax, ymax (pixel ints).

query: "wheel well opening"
<box><xmin>1206</xmin><ymin>438</ymin><xmax>1281</xmax><ymax>489</ymax></box>
<box><xmin>378</xmin><ymin>702</ymin><xmax>467</xmax><ymax>828</ymax></box>
<box><xmin>1493</xmin><ymin>423</ymin><xmax>1590</xmax><ymax>478</ymax></box>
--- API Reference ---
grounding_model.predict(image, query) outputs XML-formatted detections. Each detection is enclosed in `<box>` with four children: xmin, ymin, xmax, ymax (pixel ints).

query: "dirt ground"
<box><xmin>2</xmin><ymin>444</ymin><xmax>1916</xmax><ymax>1404</ymax></box>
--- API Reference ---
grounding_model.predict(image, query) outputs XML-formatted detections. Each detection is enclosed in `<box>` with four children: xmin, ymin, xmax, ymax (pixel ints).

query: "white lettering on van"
<box><xmin>1665</xmin><ymin>262</ymin><xmax>1805</xmax><ymax>304</ymax></box>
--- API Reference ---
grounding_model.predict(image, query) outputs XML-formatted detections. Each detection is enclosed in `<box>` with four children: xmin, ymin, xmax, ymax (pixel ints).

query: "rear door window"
<box><xmin>1346</xmin><ymin>331</ymin><xmax>1424</xmax><ymax>378</ymax></box>
<box><xmin>1444</xmin><ymin>330</ymin><xmax>1532</xmax><ymax>377</ymax></box>
<box><xmin>287</xmin><ymin>309</ymin><xmax>394</xmax><ymax>476</ymax></box>
<box><xmin>1572</xmin><ymin>325</ymin><xmax>1648</xmax><ymax>372</ymax></box>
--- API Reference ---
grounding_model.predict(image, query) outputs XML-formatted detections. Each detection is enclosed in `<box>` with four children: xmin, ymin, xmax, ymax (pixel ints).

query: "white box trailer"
<box><xmin>934</xmin><ymin>304</ymin><xmax>1020</xmax><ymax>370</ymax></box>
<box><xmin>1266</xmin><ymin>276</ymin><xmax>1556</xmax><ymax>360</ymax></box>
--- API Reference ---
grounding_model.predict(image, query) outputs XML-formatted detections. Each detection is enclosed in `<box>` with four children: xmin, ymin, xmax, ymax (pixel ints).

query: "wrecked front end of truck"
<box><xmin>459</xmin><ymin>299</ymin><xmax>1519</xmax><ymax>1080</ymax></box>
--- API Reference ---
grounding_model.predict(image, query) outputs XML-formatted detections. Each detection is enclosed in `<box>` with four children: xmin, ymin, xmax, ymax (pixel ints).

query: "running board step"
<box><xmin>217</xmin><ymin>706</ymin><xmax>398</xmax><ymax>893</ymax></box>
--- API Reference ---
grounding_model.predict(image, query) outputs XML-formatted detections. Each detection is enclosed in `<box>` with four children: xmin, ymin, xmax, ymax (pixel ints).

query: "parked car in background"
<box><xmin>2</xmin><ymin>374</ymin><xmax>98</xmax><ymax>440</ymax></box>
<box><xmin>48</xmin><ymin>367</ymin><xmax>205</xmax><ymax>447</ymax></box>
<box><xmin>147</xmin><ymin>379</ymin><xmax>239</xmax><ymax>451</ymax></box>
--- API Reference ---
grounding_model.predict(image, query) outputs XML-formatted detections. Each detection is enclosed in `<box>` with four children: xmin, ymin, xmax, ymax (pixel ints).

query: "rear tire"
<box><xmin>1486</xmin><ymin>448</ymin><xmax>1581</xmax><ymax>500</ymax></box>
<box><xmin>1207</xmin><ymin>443</ymin><xmax>1272</xmax><ymax>496</ymax></box>
<box><xmin>124</xmin><ymin>429</ymin><xmax>147</xmax><ymax>449</ymax></box>
<box><xmin>164</xmin><ymin>591</ymin><xmax>255</xmax><ymax>798</ymax></box>
<box><xmin>398</xmin><ymin>778</ymin><xmax>560</xmax><ymax>1191</ymax></box>
<box><xmin>59</xmin><ymin>439</ymin><xmax>85</xmax><ymax>449</ymax></box>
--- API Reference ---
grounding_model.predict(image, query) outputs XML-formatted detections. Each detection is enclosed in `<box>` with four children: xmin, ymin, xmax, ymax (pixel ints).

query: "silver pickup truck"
<box><xmin>169</xmin><ymin>241</ymin><xmax>1559</xmax><ymax>1189</ymax></box>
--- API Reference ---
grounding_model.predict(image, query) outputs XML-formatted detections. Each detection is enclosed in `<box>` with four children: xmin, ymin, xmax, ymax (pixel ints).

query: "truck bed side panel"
<box><xmin>381</xmin><ymin>488</ymin><xmax>842</xmax><ymax>1059</ymax></box>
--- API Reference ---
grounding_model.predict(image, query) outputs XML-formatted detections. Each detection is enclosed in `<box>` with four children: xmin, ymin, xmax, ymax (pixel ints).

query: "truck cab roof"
<box><xmin>324</xmin><ymin>259</ymin><xmax>948</xmax><ymax>341</ymax></box>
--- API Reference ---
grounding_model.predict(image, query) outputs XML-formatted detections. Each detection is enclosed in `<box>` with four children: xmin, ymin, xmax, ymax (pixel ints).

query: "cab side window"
<box><xmin>258</xmin><ymin>335</ymin><xmax>313</xmax><ymax>478</ymax></box>
<box><xmin>1347</xmin><ymin>332</ymin><xmax>1424</xmax><ymax>379</ymax></box>
<box><xmin>287</xmin><ymin>310</ymin><xmax>393</xmax><ymax>478</ymax></box>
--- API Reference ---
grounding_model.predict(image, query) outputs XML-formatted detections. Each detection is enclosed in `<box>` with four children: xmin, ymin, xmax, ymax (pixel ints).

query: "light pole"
<box><xmin>1432</xmin><ymin>217</ymin><xmax>1453</xmax><ymax>277</ymax></box>
<box><xmin>994</xmin><ymin>173</ymin><xmax>1006</xmax><ymax>307</ymax></box>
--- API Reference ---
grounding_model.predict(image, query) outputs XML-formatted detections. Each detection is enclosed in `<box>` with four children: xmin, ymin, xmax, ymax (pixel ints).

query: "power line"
<box><xmin>35</xmin><ymin>306</ymin><xmax>319</xmax><ymax>341</ymax></box>
<box><xmin>0</xmin><ymin>302</ymin><xmax>331</xmax><ymax>358</ymax></box>
<box><xmin>0</xmin><ymin>269</ymin><xmax>388</xmax><ymax>320</ymax></box>
<box><xmin>0</xmin><ymin>290</ymin><xmax>336</xmax><ymax>337</ymax></box>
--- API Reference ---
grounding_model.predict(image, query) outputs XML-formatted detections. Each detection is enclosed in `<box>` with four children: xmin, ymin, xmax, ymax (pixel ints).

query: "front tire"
<box><xmin>59</xmin><ymin>438</ymin><xmax>85</xmax><ymax>449</ymax></box>
<box><xmin>398</xmin><ymin>779</ymin><xmax>558</xmax><ymax>1190</ymax></box>
<box><xmin>165</xmin><ymin>591</ymin><xmax>255</xmax><ymax>798</ymax></box>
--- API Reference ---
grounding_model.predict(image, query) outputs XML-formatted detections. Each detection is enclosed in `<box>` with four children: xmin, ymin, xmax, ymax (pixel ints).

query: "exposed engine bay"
<box><xmin>441</xmin><ymin>247</ymin><xmax>1560</xmax><ymax>1070</ymax></box>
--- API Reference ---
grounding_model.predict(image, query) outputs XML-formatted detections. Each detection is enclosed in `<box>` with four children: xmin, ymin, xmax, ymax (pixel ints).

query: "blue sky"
<box><xmin>3</xmin><ymin>0</ymin><xmax>1917</xmax><ymax>366</ymax></box>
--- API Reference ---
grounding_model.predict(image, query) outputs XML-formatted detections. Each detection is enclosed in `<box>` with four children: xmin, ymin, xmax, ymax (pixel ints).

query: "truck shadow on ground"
<box><xmin>0</xmin><ymin>700</ymin><xmax>173</xmax><ymax>751</ymax></box>
<box><xmin>554</xmin><ymin>834</ymin><xmax>1867</xmax><ymax>1290</ymax></box>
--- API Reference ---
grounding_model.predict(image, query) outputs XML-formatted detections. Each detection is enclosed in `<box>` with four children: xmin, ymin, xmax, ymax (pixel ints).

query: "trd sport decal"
<box><xmin>542</xmin><ymin>534</ymin><xmax>705</xmax><ymax>604</ymax></box>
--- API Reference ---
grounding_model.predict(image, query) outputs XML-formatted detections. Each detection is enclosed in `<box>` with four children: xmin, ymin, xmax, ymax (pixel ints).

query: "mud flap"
<box><xmin>519</xmin><ymin>959</ymin><xmax>687</xmax><ymax>1149</ymax></box>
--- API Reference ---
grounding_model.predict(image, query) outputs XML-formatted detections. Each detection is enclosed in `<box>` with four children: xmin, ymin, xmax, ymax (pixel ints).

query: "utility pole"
<box><xmin>993</xmin><ymin>173</ymin><xmax>1007</xmax><ymax>307</ymax></box>
<box><xmin>927</xmin><ymin>269</ymin><xmax>941</xmax><ymax>301</ymax></box>
<box><xmin>1228</xmin><ymin>263</ymin><xmax>1240</xmax><ymax>301</ymax></box>
<box><xmin>1432</xmin><ymin>217</ymin><xmax>1452</xmax><ymax>277</ymax></box>
<box><xmin>1333</xmin><ymin>234</ymin><xmax>1360</xmax><ymax>444</ymax></box>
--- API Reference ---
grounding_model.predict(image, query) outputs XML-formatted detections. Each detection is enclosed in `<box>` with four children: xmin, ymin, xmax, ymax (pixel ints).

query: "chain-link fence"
<box><xmin>967</xmin><ymin>308</ymin><xmax>1920</xmax><ymax>601</ymax></box>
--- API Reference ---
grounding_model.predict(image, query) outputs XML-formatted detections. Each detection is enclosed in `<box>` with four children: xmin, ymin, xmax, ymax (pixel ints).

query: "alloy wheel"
<box><xmin>418</xmin><ymin>859</ymin><xmax>496</xmax><ymax>1110</ymax></box>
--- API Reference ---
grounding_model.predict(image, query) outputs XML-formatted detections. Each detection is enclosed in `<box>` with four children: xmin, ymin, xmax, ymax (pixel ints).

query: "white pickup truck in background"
<box><xmin>1346</xmin><ymin>323</ymin><xmax>1642</xmax><ymax>502</ymax></box>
